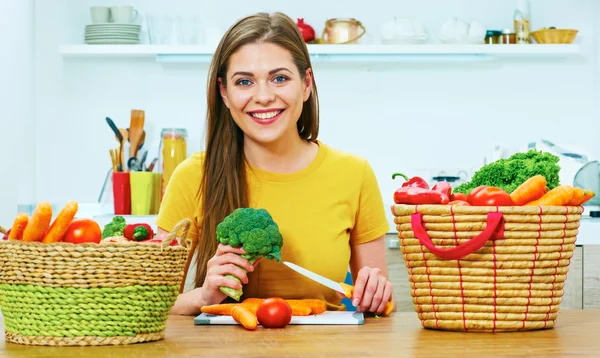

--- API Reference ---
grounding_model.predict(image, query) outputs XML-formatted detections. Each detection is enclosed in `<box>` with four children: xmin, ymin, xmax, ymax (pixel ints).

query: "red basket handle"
<box><xmin>410</xmin><ymin>212</ymin><xmax>504</xmax><ymax>260</ymax></box>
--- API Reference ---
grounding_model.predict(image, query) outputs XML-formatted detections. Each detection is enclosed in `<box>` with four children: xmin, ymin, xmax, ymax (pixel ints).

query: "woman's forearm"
<box><xmin>171</xmin><ymin>287</ymin><xmax>206</xmax><ymax>316</ymax></box>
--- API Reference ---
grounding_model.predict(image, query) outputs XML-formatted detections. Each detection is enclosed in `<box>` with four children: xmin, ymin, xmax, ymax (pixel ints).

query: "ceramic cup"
<box><xmin>90</xmin><ymin>6</ymin><xmax>110</xmax><ymax>24</ymax></box>
<box><xmin>110</xmin><ymin>6</ymin><xmax>139</xmax><ymax>24</ymax></box>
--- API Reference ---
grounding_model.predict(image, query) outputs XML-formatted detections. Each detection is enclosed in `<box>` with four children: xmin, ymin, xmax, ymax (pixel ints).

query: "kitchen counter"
<box><xmin>1</xmin><ymin>310</ymin><xmax>599</xmax><ymax>357</ymax></box>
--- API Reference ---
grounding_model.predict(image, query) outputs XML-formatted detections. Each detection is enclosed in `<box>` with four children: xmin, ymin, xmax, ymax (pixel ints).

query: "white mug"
<box><xmin>110</xmin><ymin>6</ymin><xmax>139</xmax><ymax>24</ymax></box>
<box><xmin>90</xmin><ymin>6</ymin><xmax>110</xmax><ymax>24</ymax></box>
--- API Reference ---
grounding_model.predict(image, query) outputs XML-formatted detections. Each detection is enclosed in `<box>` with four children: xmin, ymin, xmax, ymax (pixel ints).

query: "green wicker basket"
<box><xmin>0</xmin><ymin>218</ymin><xmax>193</xmax><ymax>346</ymax></box>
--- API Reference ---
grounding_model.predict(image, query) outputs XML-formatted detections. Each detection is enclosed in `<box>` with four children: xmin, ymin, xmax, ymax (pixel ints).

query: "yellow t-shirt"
<box><xmin>156</xmin><ymin>140</ymin><xmax>389</xmax><ymax>310</ymax></box>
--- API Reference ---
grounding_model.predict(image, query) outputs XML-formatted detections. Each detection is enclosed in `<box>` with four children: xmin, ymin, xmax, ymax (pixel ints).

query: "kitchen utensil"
<box><xmin>283</xmin><ymin>261</ymin><xmax>393</xmax><ymax>315</ymax></box>
<box><xmin>146</xmin><ymin>157</ymin><xmax>158</xmax><ymax>172</ymax></box>
<box><xmin>296</xmin><ymin>18</ymin><xmax>315</xmax><ymax>42</ymax></box>
<box><xmin>128</xmin><ymin>157</ymin><xmax>139</xmax><ymax>171</ymax></box>
<box><xmin>316</xmin><ymin>18</ymin><xmax>366</xmax><ymax>44</ymax></box>
<box><xmin>112</xmin><ymin>172</ymin><xmax>131</xmax><ymax>215</ymax></box>
<box><xmin>139</xmin><ymin>150</ymin><xmax>148</xmax><ymax>170</ymax></box>
<box><xmin>128</xmin><ymin>109</ymin><xmax>145</xmax><ymax>159</ymax></box>
<box><xmin>118</xmin><ymin>128</ymin><xmax>128</xmax><ymax>171</ymax></box>
<box><xmin>109</xmin><ymin>149</ymin><xmax>118</xmax><ymax>172</ymax></box>
<box><xmin>194</xmin><ymin>311</ymin><xmax>364</xmax><ymax>326</ymax></box>
<box><xmin>105</xmin><ymin>117</ymin><xmax>123</xmax><ymax>142</ymax></box>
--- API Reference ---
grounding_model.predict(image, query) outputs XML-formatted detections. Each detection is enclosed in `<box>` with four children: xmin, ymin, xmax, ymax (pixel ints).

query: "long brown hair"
<box><xmin>194</xmin><ymin>12</ymin><xmax>320</xmax><ymax>288</ymax></box>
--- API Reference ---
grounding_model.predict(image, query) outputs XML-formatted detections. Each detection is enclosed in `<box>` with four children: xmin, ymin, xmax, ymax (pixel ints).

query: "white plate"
<box><xmin>85</xmin><ymin>39</ymin><xmax>140</xmax><ymax>44</ymax></box>
<box><xmin>86</xmin><ymin>23</ymin><xmax>141</xmax><ymax>28</ymax></box>
<box><xmin>85</xmin><ymin>34</ymin><xmax>139</xmax><ymax>39</ymax></box>
<box><xmin>86</xmin><ymin>30</ymin><xmax>140</xmax><ymax>36</ymax></box>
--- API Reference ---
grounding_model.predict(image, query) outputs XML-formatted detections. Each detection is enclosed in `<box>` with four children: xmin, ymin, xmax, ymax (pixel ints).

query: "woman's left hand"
<box><xmin>351</xmin><ymin>266</ymin><xmax>393</xmax><ymax>314</ymax></box>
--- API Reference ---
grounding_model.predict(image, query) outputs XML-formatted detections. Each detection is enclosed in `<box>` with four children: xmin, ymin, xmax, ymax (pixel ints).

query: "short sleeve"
<box><xmin>155</xmin><ymin>154</ymin><xmax>203</xmax><ymax>242</ymax></box>
<box><xmin>350</xmin><ymin>160</ymin><xmax>390</xmax><ymax>245</ymax></box>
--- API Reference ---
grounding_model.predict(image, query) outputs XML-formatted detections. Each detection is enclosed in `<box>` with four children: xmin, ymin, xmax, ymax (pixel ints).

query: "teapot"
<box><xmin>315</xmin><ymin>18</ymin><xmax>366</xmax><ymax>44</ymax></box>
<box><xmin>296</xmin><ymin>18</ymin><xmax>315</xmax><ymax>43</ymax></box>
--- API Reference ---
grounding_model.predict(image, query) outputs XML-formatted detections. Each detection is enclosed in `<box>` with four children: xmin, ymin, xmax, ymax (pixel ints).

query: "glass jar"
<box><xmin>484</xmin><ymin>30</ymin><xmax>501</xmax><ymax>44</ymax></box>
<box><xmin>500</xmin><ymin>29</ymin><xmax>516</xmax><ymax>44</ymax></box>
<box><xmin>158</xmin><ymin>128</ymin><xmax>188</xmax><ymax>196</ymax></box>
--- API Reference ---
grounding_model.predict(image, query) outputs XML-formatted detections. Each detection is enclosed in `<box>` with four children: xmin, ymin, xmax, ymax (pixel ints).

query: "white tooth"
<box><xmin>251</xmin><ymin>111</ymin><xmax>280</xmax><ymax>119</ymax></box>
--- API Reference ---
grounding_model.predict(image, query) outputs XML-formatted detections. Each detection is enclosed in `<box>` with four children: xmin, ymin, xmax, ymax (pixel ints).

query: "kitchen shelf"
<box><xmin>58</xmin><ymin>44</ymin><xmax>582</xmax><ymax>63</ymax></box>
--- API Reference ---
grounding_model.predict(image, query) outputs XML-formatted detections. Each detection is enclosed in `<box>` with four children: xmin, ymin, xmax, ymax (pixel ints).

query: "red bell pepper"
<box><xmin>123</xmin><ymin>223</ymin><xmax>155</xmax><ymax>241</ymax></box>
<box><xmin>432</xmin><ymin>182</ymin><xmax>452</xmax><ymax>198</ymax></box>
<box><xmin>392</xmin><ymin>173</ymin><xmax>429</xmax><ymax>189</ymax></box>
<box><xmin>394</xmin><ymin>186</ymin><xmax>450</xmax><ymax>205</ymax></box>
<box><xmin>467</xmin><ymin>186</ymin><xmax>514</xmax><ymax>206</ymax></box>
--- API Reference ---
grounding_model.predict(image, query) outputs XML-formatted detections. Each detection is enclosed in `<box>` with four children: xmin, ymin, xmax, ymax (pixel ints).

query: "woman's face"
<box><xmin>219</xmin><ymin>42</ymin><xmax>312</xmax><ymax>147</ymax></box>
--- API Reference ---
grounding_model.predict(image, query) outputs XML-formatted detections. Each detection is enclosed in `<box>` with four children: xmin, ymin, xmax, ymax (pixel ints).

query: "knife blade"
<box><xmin>284</xmin><ymin>261</ymin><xmax>393</xmax><ymax>315</ymax></box>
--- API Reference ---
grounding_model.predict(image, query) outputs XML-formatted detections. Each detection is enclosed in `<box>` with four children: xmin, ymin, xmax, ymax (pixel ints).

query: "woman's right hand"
<box><xmin>200</xmin><ymin>244</ymin><xmax>256</xmax><ymax>305</ymax></box>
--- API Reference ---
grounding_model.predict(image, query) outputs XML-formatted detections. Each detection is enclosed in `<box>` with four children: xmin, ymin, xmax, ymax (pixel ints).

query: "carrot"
<box><xmin>241</xmin><ymin>298</ymin><xmax>263</xmax><ymax>315</ymax></box>
<box><xmin>510</xmin><ymin>175</ymin><xmax>548</xmax><ymax>206</ymax></box>
<box><xmin>525</xmin><ymin>185</ymin><xmax>574</xmax><ymax>207</ymax></box>
<box><xmin>285</xmin><ymin>300</ymin><xmax>312</xmax><ymax>316</ymax></box>
<box><xmin>41</xmin><ymin>201</ymin><xmax>78</xmax><ymax>243</ymax></box>
<box><xmin>231</xmin><ymin>305</ymin><xmax>257</xmax><ymax>330</ymax></box>
<box><xmin>21</xmin><ymin>202</ymin><xmax>53</xmax><ymax>242</ymax></box>
<box><xmin>8</xmin><ymin>213</ymin><xmax>29</xmax><ymax>240</ymax></box>
<box><xmin>579</xmin><ymin>190</ymin><xmax>596</xmax><ymax>205</ymax></box>
<box><xmin>567</xmin><ymin>188</ymin><xmax>585</xmax><ymax>206</ymax></box>
<box><xmin>200</xmin><ymin>303</ymin><xmax>239</xmax><ymax>315</ymax></box>
<box><xmin>300</xmin><ymin>299</ymin><xmax>327</xmax><ymax>314</ymax></box>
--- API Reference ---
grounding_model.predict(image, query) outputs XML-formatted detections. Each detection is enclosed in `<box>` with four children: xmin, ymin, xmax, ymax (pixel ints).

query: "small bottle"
<box><xmin>514</xmin><ymin>0</ymin><xmax>531</xmax><ymax>44</ymax></box>
<box><xmin>158</xmin><ymin>128</ymin><xmax>188</xmax><ymax>196</ymax></box>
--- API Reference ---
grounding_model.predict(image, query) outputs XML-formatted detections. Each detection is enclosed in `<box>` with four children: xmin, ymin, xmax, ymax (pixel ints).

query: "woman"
<box><xmin>156</xmin><ymin>12</ymin><xmax>396</xmax><ymax>316</ymax></box>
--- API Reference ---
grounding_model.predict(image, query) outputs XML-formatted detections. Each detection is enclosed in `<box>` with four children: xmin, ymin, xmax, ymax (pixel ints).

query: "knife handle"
<box><xmin>340</xmin><ymin>282</ymin><xmax>394</xmax><ymax>316</ymax></box>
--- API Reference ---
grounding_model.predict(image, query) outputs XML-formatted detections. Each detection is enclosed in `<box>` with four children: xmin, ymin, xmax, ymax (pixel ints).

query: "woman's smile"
<box><xmin>248</xmin><ymin>108</ymin><xmax>285</xmax><ymax>125</ymax></box>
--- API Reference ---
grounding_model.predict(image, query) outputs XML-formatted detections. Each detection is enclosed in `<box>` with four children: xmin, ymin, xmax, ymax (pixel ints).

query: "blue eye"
<box><xmin>236</xmin><ymin>79</ymin><xmax>252</xmax><ymax>86</ymax></box>
<box><xmin>273</xmin><ymin>75</ymin><xmax>287</xmax><ymax>83</ymax></box>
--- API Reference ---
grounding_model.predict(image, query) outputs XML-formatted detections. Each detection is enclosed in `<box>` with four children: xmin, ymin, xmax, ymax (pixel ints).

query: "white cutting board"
<box><xmin>194</xmin><ymin>311</ymin><xmax>364</xmax><ymax>325</ymax></box>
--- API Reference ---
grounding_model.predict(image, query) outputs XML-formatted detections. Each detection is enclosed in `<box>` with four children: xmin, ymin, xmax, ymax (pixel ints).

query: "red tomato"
<box><xmin>256</xmin><ymin>297</ymin><xmax>292</xmax><ymax>328</ymax></box>
<box><xmin>450</xmin><ymin>193</ymin><xmax>468</xmax><ymax>202</ymax></box>
<box><xmin>63</xmin><ymin>219</ymin><xmax>102</xmax><ymax>244</ymax></box>
<box><xmin>467</xmin><ymin>186</ymin><xmax>514</xmax><ymax>206</ymax></box>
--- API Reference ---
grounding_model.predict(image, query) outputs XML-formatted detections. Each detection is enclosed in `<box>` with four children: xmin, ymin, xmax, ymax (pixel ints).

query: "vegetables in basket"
<box><xmin>101</xmin><ymin>215</ymin><xmax>127</xmax><ymax>239</ymax></box>
<box><xmin>453</xmin><ymin>150</ymin><xmax>560</xmax><ymax>195</ymax></box>
<box><xmin>215</xmin><ymin>208</ymin><xmax>284</xmax><ymax>301</ymax></box>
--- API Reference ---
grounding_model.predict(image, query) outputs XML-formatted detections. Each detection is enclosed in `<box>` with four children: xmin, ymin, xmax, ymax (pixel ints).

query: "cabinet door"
<box><xmin>584</xmin><ymin>246</ymin><xmax>600</xmax><ymax>309</ymax></box>
<box><xmin>562</xmin><ymin>246</ymin><xmax>583</xmax><ymax>310</ymax></box>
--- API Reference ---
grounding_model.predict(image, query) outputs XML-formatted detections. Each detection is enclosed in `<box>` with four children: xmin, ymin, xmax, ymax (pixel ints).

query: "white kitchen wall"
<box><xmin>0</xmin><ymin>0</ymin><xmax>34</xmax><ymax>226</ymax></box>
<box><xmin>15</xmin><ymin>0</ymin><xmax>600</xmax><ymax>229</ymax></box>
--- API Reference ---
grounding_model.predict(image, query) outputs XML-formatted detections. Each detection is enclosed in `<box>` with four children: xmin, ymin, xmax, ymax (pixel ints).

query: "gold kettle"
<box><xmin>314</xmin><ymin>18</ymin><xmax>366</xmax><ymax>44</ymax></box>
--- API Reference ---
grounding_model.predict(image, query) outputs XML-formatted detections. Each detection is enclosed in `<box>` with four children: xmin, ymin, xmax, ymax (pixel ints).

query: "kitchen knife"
<box><xmin>284</xmin><ymin>261</ymin><xmax>394</xmax><ymax>316</ymax></box>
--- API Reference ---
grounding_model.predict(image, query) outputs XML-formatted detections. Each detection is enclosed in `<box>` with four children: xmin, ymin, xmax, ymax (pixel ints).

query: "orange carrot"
<box><xmin>22</xmin><ymin>202</ymin><xmax>53</xmax><ymax>242</ymax></box>
<box><xmin>285</xmin><ymin>300</ymin><xmax>312</xmax><ymax>316</ymax></box>
<box><xmin>200</xmin><ymin>303</ymin><xmax>239</xmax><ymax>315</ymax></box>
<box><xmin>525</xmin><ymin>185</ymin><xmax>574</xmax><ymax>207</ymax></box>
<box><xmin>241</xmin><ymin>298</ymin><xmax>263</xmax><ymax>315</ymax></box>
<box><xmin>579</xmin><ymin>190</ymin><xmax>596</xmax><ymax>205</ymax></box>
<box><xmin>41</xmin><ymin>201</ymin><xmax>78</xmax><ymax>243</ymax></box>
<box><xmin>300</xmin><ymin>299</ymin><xmax>328</xmax><ymax>314</ymax></box>
<box><xmin>510</xmin><ymin>175</ymin><xmax>548</xmax><ymax>206</ymax></box>
<box><xmin>231</xmin><ymin>305</ymin><xmax>257</xmax><ymax>330</ymax></box>
<box><xmin>8</xmin><ymin>213</ymin><xmax>29</xmax><ymax>240</ymax></box>
<box><xmin>567</xmin><ymin>188</ymin><xmax>585</xmax><ymax>206</ymax></box>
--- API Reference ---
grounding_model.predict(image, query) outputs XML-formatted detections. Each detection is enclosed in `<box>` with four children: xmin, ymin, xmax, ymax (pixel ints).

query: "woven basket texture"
<box><xmin>392</xmin><ymin>204</ymin><xmax>582</xmax><ymax>332</ymax></box>
<box><xmin>0</xmin><ymin>218</ymin><xmax>193</xmax><ymax>346</ymax></box>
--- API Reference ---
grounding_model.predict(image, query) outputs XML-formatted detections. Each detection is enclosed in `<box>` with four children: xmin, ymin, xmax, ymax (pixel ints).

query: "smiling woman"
<box><xmin>155</xmin><ymin>12</ymin><xmax>396</xmax><ymax>317</ymax></box>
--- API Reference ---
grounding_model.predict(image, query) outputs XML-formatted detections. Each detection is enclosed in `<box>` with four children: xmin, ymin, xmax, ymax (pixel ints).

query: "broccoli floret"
<box><xmin>453</xmin><ymin>150</ymin><xmax>561</xmax><ymax>195</ymax></box>
<box><xmin>101</xmin><ymin>216</ymin><xmax>127</xmax><ymax>239</ymax></box>
<box><xmin>215</xmin><ymin>208</ymin><xmax>283</xmax><ymax>301</ymax></box>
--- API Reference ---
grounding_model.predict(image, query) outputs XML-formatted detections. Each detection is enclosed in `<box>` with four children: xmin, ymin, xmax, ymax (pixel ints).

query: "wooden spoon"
<box><xmin>118</xmin><ymin>128</ymin><xmax>128</xmax><ymax>171</ymax></box>
<box><xmin>128</xmin><ymin>109</ymin><xmax>145</xmax><ymax>159</ymax></box>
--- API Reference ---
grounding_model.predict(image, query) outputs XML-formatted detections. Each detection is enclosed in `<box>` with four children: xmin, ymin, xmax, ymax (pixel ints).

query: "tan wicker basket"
<box><xmin>0</xmin><ymin>218</ymin><xmax>194</xmax><ymax>346</ymax></box>
<box><xmin>531</xmin><ymin>29</ymin><xmax>578</xmax><ymax>44</ymax></box>
<box><xmin>391</xmin><ymin>204</ymin><xmax>583</xmax><ymax>333</ymax></box>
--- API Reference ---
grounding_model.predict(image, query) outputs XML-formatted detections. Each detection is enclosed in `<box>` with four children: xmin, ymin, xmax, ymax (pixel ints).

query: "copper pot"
<box><xmin>319</xmin><ymin>18</ymin><xmax>366</xmax><ymax>44</ymax></box>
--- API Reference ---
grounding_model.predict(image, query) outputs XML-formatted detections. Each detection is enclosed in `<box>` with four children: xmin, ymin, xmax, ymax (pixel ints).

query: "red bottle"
<box><xmin>296</xmin><ymin>18</ymin><xmax>315</xmax><ymax>43</ymax></box>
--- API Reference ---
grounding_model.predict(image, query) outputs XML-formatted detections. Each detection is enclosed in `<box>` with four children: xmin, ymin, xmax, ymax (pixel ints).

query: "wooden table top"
<box><xmin>1</xmin><ymin>310</ymin><xmax>598</xmax><ymax>357</ymax></box>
